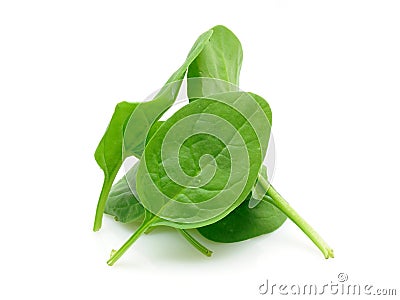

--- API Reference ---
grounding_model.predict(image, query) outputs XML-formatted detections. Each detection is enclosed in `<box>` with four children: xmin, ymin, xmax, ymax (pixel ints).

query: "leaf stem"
<box><xmin>178</xmin><ymin>229</ymin><xmax>213</xmax><ymax>257</ymax></box>
<box><xmin>107</xmin><ymin>215</ymin><xmax>158</xmax><ymax>266</ymax></box>
<box><xmin>93</xmin><ymin>168</ymin><xmax>120</xmax><ymax>232</ymax></box>
<box><xmin>136</xmin><ymin>224</ymin><xmax>212</xmax><ymax>256</ymax></box>
<box><xmin>258</xmin><ymin>175</ymin><xmax>334</xmax><ymax>259</ymax></box>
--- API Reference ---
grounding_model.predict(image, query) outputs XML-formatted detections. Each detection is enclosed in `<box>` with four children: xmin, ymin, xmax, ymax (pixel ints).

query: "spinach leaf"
<box><xmin>104</xmin><ymin>162</ymin><xmax>144</xmax><ymax>223</ymax></box>
<box><xmin>197</xmin><ymin>194</ymin><xmax>286</xmax><ymax>243</ymax></box>
<box><xmin>187</xmin><ymin>25</ymin><xmax>243</xmax><ymax>99</ymax></box>
<box><xmin>94</xmin><ymin>102</ymin><xmax>138</xmax><ymax>230</ymax></box>
<box><xmin>136</xmin><ymin>92</ymin><xmax>267</xmax><ymax>228</ymax></box>
<box><xmin>93</xmin><ymin>29</ymin><xmax>213</xmax><ymax>231</ymax></box>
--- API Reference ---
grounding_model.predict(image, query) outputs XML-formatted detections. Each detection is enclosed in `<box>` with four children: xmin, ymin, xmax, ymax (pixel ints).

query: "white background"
<box><xmin>1</xmin><ymin>0</ymin><xmax>399</xmax><ymax>299</ymax></box>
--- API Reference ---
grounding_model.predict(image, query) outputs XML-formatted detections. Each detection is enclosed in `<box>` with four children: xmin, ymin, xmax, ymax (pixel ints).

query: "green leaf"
<box><xmin>104</xmin><ymin>162</ymin><xmax>144</xmax><ymax>223</ymax></box>
<box><xmin>136</xmin><ymin>91</ymin><xmax>267</xmax><ymax>228</ymax></box>
<box><xmin>187</xmin><ymin>25</ymin><xmax>243</xmax><ymax>99</ymax></box>
<box><xmin>93</xmin><ymin>102</ymin><xmax>138</xmax><ymax>231</ymax></box>
<box><xmin>93</xmin><ymin>29</ymin><xmax>213</xmax><ymax>231</ymax></box>
<box><xmin>197</xmin><ymin>194</ymin><xmax>287</xmax><ymax>243</ymax></box>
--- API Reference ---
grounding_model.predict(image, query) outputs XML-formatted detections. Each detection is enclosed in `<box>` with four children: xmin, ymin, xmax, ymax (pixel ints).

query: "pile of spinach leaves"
<box><xmin>93</xmin><ymin>25</ymin><xmax>334</xmax><ymax>265</ymax></box>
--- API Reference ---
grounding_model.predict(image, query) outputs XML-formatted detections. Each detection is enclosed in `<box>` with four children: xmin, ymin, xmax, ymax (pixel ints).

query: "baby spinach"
<box><xmin>136</xmin><ymin>92</ymin><xmax>266</xmax><ymax>227</ymax></box>
<box><xmin>94</xmin><ymin>25</ymin><xmax>334</xmax><ymax>265</ymax></box>
<box><xmin>187</xmin><ymin>25</ymin><xmax>242</xmax><ymax>99</ymax></box>
<box><xmin>94</xmin><ymin>101</ymin><xmax>138</xmax><ymax>231</ymax></box>
<box><xmin>197</xmin><ymin>194</ymin><xmax>287</xmax><ymax>243</ymax></box>
<box><xmin>104</xmin><ymin>162</ymin><xmax>144</xmax><ymax>223</ymax></box>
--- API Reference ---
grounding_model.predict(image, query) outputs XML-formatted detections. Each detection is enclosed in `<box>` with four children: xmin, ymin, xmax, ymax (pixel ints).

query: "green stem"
<box><xmin>178</xmin><ymin>229</ymin><xmax>213</xmax><ymax>257</ymax></box>
<box><xmin>141</xmin><ymin>225</ymin><xmax>212</xmax><ymax>256</ymax></box>
<box><xmin>258</xmin><ymin>174</ymin><xmax>334</xmax><ymax>259</ymax></box>
<box><xmin>93</xmin><ymin>167</ymin><xmax>120</xmax><ymax>232</ymax></box>
<box><xmin>107</xmin><ymin>216</ymin><xmax>158</xmax><ymax>266</ymax></box>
